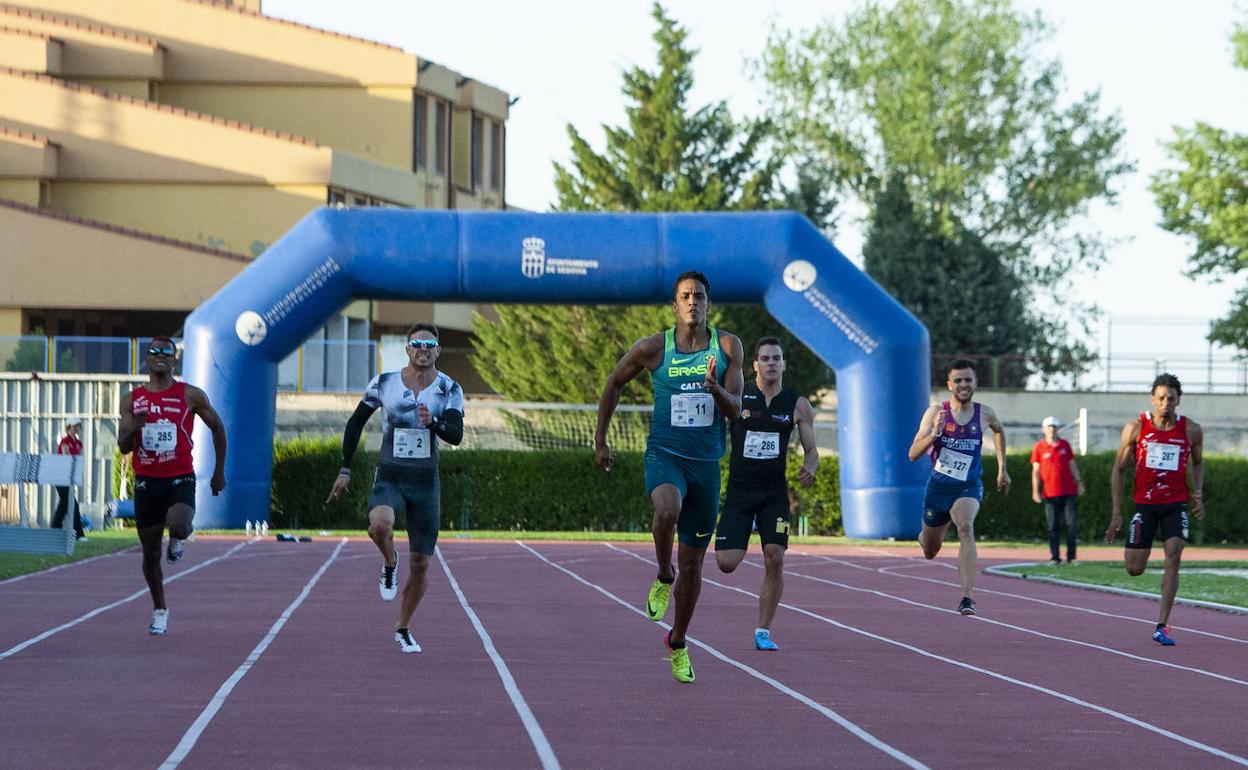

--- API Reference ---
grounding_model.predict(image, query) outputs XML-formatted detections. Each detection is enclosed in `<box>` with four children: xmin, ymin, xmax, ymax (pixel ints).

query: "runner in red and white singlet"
<box><xmin>118</xmin><ymin>335</ymin><xmax>227</xmax><ymax>636</ymax></box>
<box><xmin>1106</xmin><ymin>373</ymin><xmax>1204</xmax><ymax>646</ymax></box>
<box><xmin>130</xmin><ymin>380</ymin><xmax>195</xmax><ymax>477</ymax></box>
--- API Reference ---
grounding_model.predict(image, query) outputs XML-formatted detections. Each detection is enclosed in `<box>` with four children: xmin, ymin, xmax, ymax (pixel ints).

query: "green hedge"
<box><xmin>267</xmin><ymin>440</ymin><xmax>1243</xmax><ymax>542</ymax></box>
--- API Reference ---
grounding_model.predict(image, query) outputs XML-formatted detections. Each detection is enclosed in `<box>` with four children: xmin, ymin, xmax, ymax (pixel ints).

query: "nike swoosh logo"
<box><xmin>696</xmin><ymin>531</ymin><xmax>711</xmax><ymax>538</ymax></box>
<box><xmin>671</xmin><ymin>355</ymin><xmax>700</xmax><ymax>365</ymax></box>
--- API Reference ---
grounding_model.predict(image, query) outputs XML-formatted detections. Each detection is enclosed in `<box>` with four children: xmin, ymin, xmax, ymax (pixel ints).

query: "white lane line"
<box><xmin>605</xmin><ymin>547</ymin><xmax>1248</xmax><ymax>766</ymax></box>
<box><xmin>439</xmin><ymin>545</ymin><xmax>560</xmax><ymax>770</ymax></box>
<box><xmin>1</xmin><ymin>540</ymin><xmax>253</xmax><ymax>661</ymax></box>
<box><xmin>529</xmin><ymin>542</ymin><xmax>929</xmax><ymax>770</ymax></box>
<box><xmin>805</xmin><ymin>554</ymin><xmax>1248</xmax><ymax>645</ymax></box>
<box><xmin>0</xmin><ymin>545</ymin><xmax>140</xmax><ymax>586</ymax></box>
<box><xmin>749</xmin><ymin>557</ymin><xmax>1248</xmax><ymax>688</ymax></box>
<box><xmin>160</xmin><ymin>538</ymin><xmax>348</xmax><ymax>769</ymax></box>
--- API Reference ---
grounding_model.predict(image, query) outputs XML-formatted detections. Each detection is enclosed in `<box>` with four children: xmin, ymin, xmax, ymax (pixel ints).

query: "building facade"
<box><xmin>0</xmin><ymin>0</ymin><xmax>509</xmax><ymax>389</ymax></box>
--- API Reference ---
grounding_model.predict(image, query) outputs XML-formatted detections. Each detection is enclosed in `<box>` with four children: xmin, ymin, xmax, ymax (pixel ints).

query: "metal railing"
<box><xmin>1</xmin><ymin>336</ymin><xmax>377</xmax><ymax>393</ymax></box>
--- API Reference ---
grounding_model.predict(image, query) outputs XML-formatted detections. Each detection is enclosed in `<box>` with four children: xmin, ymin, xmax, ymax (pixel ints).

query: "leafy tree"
<box><xmin>864</xmin><ymin>174</ymin><xmax>1093</xmax><ymax>386</ymax></box>
<box><xmin>1151</xmin><ymin>21</ymin><xmax>1248</xmax><ymax>348</ymax></box>
<box><xmin>759</xmin><ymin>0</ymin><xmax>1131</xmax><ymax>377</ymax></box>
<box><xmin>473</xmin><ymin>3</ymin><xmax>831</xmax><ymax>403</ymax></box>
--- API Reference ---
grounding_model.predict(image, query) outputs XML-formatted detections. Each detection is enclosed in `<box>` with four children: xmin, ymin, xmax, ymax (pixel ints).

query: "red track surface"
<box><xmin>2</xmin><ymin>536</ymin><xmax>1245</xmax><ymax>769</ymax></box>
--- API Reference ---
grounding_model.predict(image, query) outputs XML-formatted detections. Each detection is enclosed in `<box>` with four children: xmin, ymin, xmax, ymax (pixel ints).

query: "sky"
<box><xmin>265</xmin><ymin>0</ymin><xmax>1248</xmax><ymax>389</ymax></box>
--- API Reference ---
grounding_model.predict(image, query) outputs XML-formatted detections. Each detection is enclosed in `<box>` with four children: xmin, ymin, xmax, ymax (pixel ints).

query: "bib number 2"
<box><xmin>394</xmin><ymin>428</ymin><xmax>430</xmax><ymax>459</ymax></box>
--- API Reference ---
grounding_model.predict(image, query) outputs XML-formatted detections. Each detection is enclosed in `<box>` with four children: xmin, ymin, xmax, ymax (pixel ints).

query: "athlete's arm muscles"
<box><xmin>707</xmin><ymin>332</ymin><xmax>744</xmax><ymax>422</ymax></box>
<box><xmin>1106</xmin><ymin>421</ymin><xmax>1139</xmax><ymax>542</ymax></box>
<box><xmin>984</xmin><ymin>406</ymin><xmax>1011</xmax><ymax>493</ymax></box>
<box><xmin>187</xmin><ymin>386</ymin><xmax>228</xmax><ymax>495</ymax></box>
<box><xmin>1188</xmin><ymin>419</ymin><xmax>1205</xmax><ymax>518</ymax></box>
<box><xmin>594</xmin><ymin>335</ymin><xmax>661</xmax><ymax>472</ymax></box>
<box><xmin>907</xmin><ymin>404</ymin><xmax>941</xmax><ymax>461</ymax></box>
<box><xmin>118</xmin><ymin>391</ymin><xmax>140</xmax><ymax>453</ymax></box>
<box><xmin>327</xmin><ymin>401</ymin><xmax>378</xmax><ymax>502</ymax></box>
<box><xmin>795</xmin><ymin>397</ymin><xmax>819</xmax><ymax>487</ymax></box>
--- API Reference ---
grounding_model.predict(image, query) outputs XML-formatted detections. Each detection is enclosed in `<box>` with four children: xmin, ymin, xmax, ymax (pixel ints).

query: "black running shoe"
<box><xmin>958</xmin><ymin>597</ymin><xmax>977</xmax><ymax>616</ymax></box>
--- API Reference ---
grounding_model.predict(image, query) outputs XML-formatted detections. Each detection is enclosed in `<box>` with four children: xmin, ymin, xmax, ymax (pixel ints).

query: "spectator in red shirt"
<box><xmin>53</xmin><ymin>416</ymin><xmax>86</xmax><ymax>540</ymax></box>
<box><xmin>1030</xmin><ymin>416</ymin><xmax>1084</xmax><ymax>564</ymax></box>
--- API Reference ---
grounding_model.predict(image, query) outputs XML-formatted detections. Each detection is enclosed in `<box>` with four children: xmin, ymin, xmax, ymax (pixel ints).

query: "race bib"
<box><xmin>1145</xmin><ymin>441</ymin><xmax>1180</xmax><ymax>471</ymax></box>
<box><xmin>934</xmin><ymin>447</ymin><xmax>972</xmax><ymax>481</ymax></box>
<box><xmin>141</xmin><ymin>420</ymin><xmax>177</xmax><ymax>453</ymax></box>
<box><xmin>670</xmin><ymin>393</ymin><xmax>714</xmax><ymax>427</ymax></box>
<box><xmin>743</xmin><ymin>430</ymin><xmax>781</xmax><ymax>460</ymax></box>
<box><xmin>393</xmin><ymin>428</ymin><xmax>431</xmax><ymax>459</ymax></box>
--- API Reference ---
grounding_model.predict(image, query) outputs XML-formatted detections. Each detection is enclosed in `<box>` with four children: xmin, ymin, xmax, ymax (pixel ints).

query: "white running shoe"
<box><xmin>149</xmin><ymin>608</ymin><xmax>169</xmax><ymax>635</ymax></box>
<box><xmin>395</xmin><ymin>628</ymin><xmax>421</xmax><ymax>653</ymax></box>
<box><xmin>167</xmin><ymin>538</ymin><xmax>185</xmax><ymax>563</ymax></box>
<box><xmin>379</xmin><ymin>550</ymin><xmax>398</xmax><ymax>602</ymax></box>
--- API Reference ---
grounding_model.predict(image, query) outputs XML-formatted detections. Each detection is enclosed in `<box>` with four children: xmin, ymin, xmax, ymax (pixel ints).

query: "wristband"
<box><xmin>338</xmin><ymin>469</ymin><xmax>351</xmax><ymax>477</ymax></box>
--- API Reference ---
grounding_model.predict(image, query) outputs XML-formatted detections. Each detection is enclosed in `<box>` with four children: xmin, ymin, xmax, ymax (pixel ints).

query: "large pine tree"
<box><xmin>472</xmin><ymin>3</ymin><xmax>831</xmax><ymax>404</ymax></box>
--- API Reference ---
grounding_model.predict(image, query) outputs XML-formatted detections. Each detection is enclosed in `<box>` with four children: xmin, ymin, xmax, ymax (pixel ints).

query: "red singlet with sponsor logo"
<box><xmin>1133</xmin><ymin>412</ymin><xmax>1189</xmax><ymax>505</ymax></box>
<box><xmin>131</xmin><ymin>382</ymin><xmax>194</xmax><ymax>478</ymax></box>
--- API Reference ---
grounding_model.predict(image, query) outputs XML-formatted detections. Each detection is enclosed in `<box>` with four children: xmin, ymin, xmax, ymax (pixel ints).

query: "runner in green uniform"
<box><xmin>595</xmin><ymin>271</ymin><xmax>744</xmax><ymax>683</ymax></box>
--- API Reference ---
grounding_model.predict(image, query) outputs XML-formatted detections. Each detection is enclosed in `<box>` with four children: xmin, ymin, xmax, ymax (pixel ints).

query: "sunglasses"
<box><xmin>148</xmin><ymin>347</ymin><xmax>177</xmax><ymax>357</ymax></box>
<box><xmin>407</xmin><ymin>339</ymin><xmax>439</xmax><ymax>350</ymax></box>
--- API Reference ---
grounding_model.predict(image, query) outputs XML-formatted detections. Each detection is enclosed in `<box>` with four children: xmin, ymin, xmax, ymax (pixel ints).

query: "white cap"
<box><xmin>65</xmin><ymin>416</ymin><xmax>83</xmax><ymax>427</ymax></box>
<box><xmin>1041</xmin><ymin>416</ymin><xmax>1061</xmax><ymax>428</ymax></box>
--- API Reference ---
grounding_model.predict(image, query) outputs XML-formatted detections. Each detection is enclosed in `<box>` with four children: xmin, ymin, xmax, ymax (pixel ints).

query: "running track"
<box><xmin>2</xmin><ymin>537</ymin><xmax>1246</xmax><ymax>769</ymax></box>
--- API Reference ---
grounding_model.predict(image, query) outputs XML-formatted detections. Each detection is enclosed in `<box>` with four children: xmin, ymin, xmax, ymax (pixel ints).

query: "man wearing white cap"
<box><xmin>1030</xmin><ymin>416</ymin><xmax>1084</xmax><ymax>564</ymax></box>
<box><xmin>52</xmin><ymin>417</ymin><xmax>86</xmax><ymax>539</ymax></box>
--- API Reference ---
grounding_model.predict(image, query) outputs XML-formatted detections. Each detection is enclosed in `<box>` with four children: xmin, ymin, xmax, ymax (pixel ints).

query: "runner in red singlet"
<box><xmin>118</xmin><ymin>335</ymin><xmax>227</xmax><ymax>636</ymax></box>
<box><xmin>1105</xmin><ymin>373</ymin><xmax>1204</xmax><ymax>646</ymax></box>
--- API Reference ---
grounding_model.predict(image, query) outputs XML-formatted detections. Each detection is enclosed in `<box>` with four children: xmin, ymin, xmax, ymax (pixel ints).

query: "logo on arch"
<box><xmin>521</xmin><ymin>237</ymin><xmax>546</xmax><ymax>279</ymax></box>
<box><xmin>235</xmin><ymin>311</ymin><xmax>268</xmax><ymax>346</ymax></box>
<box><xmin>783</xmin><ymin>260</ymin><xmax>817</xmax><ymax>292</ymax></box>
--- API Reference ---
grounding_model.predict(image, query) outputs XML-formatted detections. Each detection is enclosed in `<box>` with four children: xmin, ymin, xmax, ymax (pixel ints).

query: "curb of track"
<box><xmin>985</xmin><ymin>562</ymin><xmax>1248</xmax><ymax>615</ymax></box>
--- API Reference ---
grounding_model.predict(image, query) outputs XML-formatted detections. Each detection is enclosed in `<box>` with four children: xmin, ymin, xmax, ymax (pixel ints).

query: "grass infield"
<box><xmin>1001</xmin><ymin>561</ymin><xmax>1248</xmax><ymax>610</ymax></box>
<box><xmin>0</xmin><ymin>529</ymin><xmax>139</xmax><ymax>581</ymax></box>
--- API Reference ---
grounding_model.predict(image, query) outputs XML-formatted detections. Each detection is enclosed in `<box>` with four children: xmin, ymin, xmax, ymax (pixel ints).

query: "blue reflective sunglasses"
<box><xmin>148</xmin><ymin>346</ymin><xmax>177</xmax><ymax>357</ymax></box>
<box><xmin>407</xmin><ymin>339</ymin><xmax>438</xmax><ymax>350</ymax></box>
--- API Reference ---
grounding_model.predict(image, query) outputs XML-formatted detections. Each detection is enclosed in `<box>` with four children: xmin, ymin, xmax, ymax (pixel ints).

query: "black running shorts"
<box><xmin>1126</xmin><ymin>502</ymin><xmax>1190</xmax><ymax>550</ymax></box>
<box><xmin>133</xmin><ymin>474</ymin><xmax>196</xmax><ymax>529</ymax></box>
<box><xmin>715</xmin><ymin>484</ymin><xmax>791</xmax><ymax>551</ymax></box>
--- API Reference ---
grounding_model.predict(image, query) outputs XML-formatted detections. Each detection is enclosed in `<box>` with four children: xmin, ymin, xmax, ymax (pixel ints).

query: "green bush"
<box><xmin>266</xmin><ymin>439</ymin><xmax>1245</xmax><ymax>542</ymax></box>
<box><xmin>979</xmin><ymin>452</ymin><xmax>1247</xmax><ymax>545</ymax></box>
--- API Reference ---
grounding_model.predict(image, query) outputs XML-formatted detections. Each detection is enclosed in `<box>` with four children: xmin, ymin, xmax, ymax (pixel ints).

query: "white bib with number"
<box><xmin>393</xmin><ymin>428</ymin><xmax>431</xmax><ymax>459</ymax></box>
<box><xmin>142</xmin><ymin>420</ymin><xmax>178</xmax><ymax>453</ymax></box>
<box><xmin>670</xmin><ymin>393</ymin><xmax>714</xmax><ymax>427</ymax></box>
<box><xmin>1145</xmin><ymin>441</ymin><xmax>1180</xmax><ymax>472</ymax></box>
<box><xmin>743</xmin><ymin>431</ymin><xmax>781</xmax><ymax>460</ymax></box>
<box><xmin>934</xmin><ymin>447</ymin><xmax>972</xmax><ymax>481</ymax></box>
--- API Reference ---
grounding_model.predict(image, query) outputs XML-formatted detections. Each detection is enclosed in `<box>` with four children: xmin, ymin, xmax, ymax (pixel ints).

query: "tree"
<box><xmin>759</xmin><ymin>0</ymin><xmax>1131</xmax><ymax>377</ymax></box>
<box><xmin>865</xmin><ymin>174</ymin><xmax>1039</xmax><ymax>386</ymax></box>
<box><xmin>473</xmin><ymin>3</ymin><xmax>832</xmax><ymax>403</ymax></box>
<box><xmin>1151</xmin><ymin>21</ymin><xmax>1248</xmax><ymax>348</ymax></box>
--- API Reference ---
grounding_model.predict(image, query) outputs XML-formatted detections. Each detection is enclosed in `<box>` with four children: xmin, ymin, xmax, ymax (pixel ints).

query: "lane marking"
<box><xmin>525</xmin><ymin>541</ymin><xmax>929</xmax><ymax>770</ymax></box>
<box><xmin>605</xmin><ymin>544</ymin><xmax>1248</xmax><ymax>766</ymax></box>
<box><xmin>160</xmin><ymin>538</ymin><xmax>348</xmax><ymax>769</ymax></box>
<box><xmin>0</xmin><ymin>546</ymin><xmax>139</xmax><ymax>586</ymax></box>
<box><xmin>1</xmin><ymin>540</ymin><xmax>253</xmax><ymax>661</ymax></box>
<box><xmin>440</xmin><ymin>545</ymin><xmax>560</xmax><ymax>770</ymax></box>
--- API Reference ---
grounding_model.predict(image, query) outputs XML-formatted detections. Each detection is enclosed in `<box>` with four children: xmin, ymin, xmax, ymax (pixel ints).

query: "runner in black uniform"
<box><xmin>715</xmin><ymin>337</ymin><xmax>818</xmax><ymax>651</ymax></box>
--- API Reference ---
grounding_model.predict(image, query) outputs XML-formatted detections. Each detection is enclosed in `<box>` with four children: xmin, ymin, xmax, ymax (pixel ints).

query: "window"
<box><xmin>434</xmin><ymin>100</ymin><xmax>448</xmax><ymax>176</ymax></box>
<box><xmin>327</xmin><ymin>188</ymin><xmax>346</xmax><ymax>205</ymax></box>
<box><xmin>489</xmin><ymin>121</ymin><xmax>502</xmax><ymax>191</ymax></box>
<box><xmin>471</xmin><ymin>115</ymin><xmax>483</xmax><ymax>190</ymax></box>
<box><xmin>413</xmin><ymin>93</ymin><xmax>427</xmax><ymax>173</ymax></box>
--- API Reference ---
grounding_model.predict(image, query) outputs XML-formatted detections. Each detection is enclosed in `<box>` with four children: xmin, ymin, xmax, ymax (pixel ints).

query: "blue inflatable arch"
<box><xmin>183</xmin><ymin>209</ymin><xmax>930</xmax><ymax>538</ymax></box>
